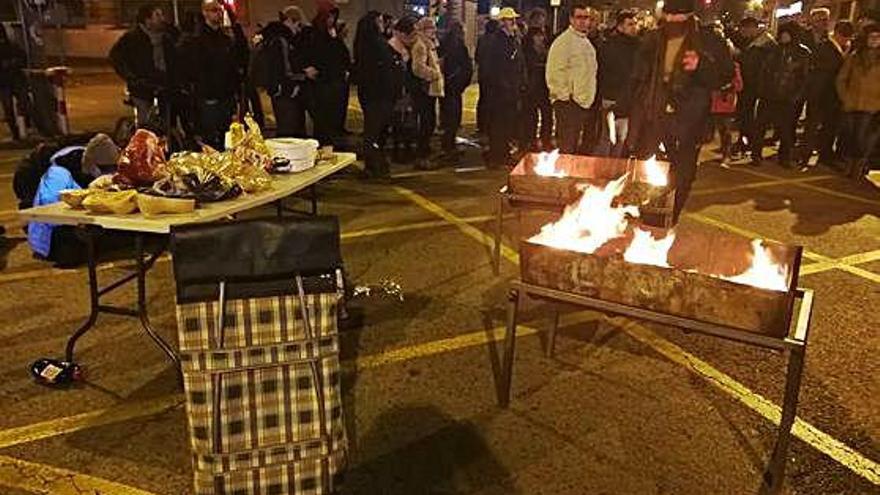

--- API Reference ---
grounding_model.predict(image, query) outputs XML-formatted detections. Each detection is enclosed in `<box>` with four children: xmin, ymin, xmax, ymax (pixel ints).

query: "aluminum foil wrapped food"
<box><xmin>152</xmin><ymin>151</ymin><xmax>243</xmax><ymax>202</ymax></box>
<box><xmin>226</xmin><ymin>115</ymin><xmax>273</xmax><ymax>172</ymax></box>
<box><xmin>200</xmin><ymin>146</ymin><xmax>272</xmax><ymax>193</ymax></box>
<box><xmin>116</xmin><ymin>129</ymin><xmax>166</xmax><ymax>186</ymax></box>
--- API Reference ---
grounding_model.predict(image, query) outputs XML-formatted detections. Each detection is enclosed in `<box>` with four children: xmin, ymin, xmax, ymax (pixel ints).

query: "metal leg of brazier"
<box><xmin>764</xmin><ymin>289</ymin><xmax>813</xmax><ymax>494</ymax></box>
<box><xmin>499</xmin><ymin>288</ymin><xmax>521</xmax><ymax>408</ymax></box>
<box><xmin>493</xmin><ymin>194</ymin><xmax>504</xmax><ymax>275</ymax></box>
<box><xmin>546</xmin><ymin>305</ymin><xmax>561</xmax><ymax>358</ymax></box>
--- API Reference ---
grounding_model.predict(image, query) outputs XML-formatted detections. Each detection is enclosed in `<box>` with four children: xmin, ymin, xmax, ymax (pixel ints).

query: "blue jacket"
<box><xmin>27</xmin><ymin>147</ymin><xmax>85</xmax><ymax>257</ymax></box>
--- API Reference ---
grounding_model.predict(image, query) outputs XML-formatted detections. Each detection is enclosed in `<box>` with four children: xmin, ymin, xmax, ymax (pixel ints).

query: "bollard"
<box><xmin>45</xmin><ymin>66</ymin><xmax>71</xmax><ymax>135</ymax></box>
<box><xmin>12</xmin><ymin>94</ymin><xmax>27</xmax><ymax>140</ymax></box>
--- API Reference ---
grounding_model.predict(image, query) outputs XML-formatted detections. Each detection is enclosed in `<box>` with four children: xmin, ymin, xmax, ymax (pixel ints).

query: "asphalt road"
<box><xmin>0</xmin><ymin>73</ymin><xmax>878</xmax><ymax>495</ymax></box>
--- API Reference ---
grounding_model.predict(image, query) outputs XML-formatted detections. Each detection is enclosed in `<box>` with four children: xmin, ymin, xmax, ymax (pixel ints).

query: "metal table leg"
<box><xmin>64</xmin><ymin>230</ymin><xmax>179</xmax><ymax>368</ymax></box>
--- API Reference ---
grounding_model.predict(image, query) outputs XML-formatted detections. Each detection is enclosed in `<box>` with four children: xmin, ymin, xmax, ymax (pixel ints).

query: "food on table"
<box><xmin>266</xmin><ymin>137</ymin><xmax>319</xmax><ymax>173</ymax></box>
<box><xmin>226</xmin><ymin>115</ymin><xmax>274</xmax><ymax>172</ymax></box>
<box><xmin>82</xmin><ymin>190</ymin><xmax>139</xmax><ymax>215</ymax></box>
<box><xmin>59</xmin><ymin>189</ymin><xmax>93</xmax><ymax>208</ymax></box>
<box><xmin>117</xmin><ymin>129</ymin><xmax>166</xmax><ymax>186</ymax></box>
<box><xmin>159</xmin><ymin>152</ymin><xmax>247</xmax><ymax>200</ymax></box>
<box><xmin>136</xmin><ymin>194</ymin><xmax>196</xmax><ymax>216</ymax></box>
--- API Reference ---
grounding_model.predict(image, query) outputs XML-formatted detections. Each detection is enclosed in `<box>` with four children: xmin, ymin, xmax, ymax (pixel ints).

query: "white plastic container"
<box><xmin>266</xmin><ymin>138</ymin><xmax>319</xmax><ymax>172</ymax></box>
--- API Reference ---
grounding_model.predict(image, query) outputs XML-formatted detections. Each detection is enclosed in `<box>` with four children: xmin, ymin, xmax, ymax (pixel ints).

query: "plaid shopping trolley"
<box><xmin>172</xmin><ymin>217</ymin><xmax>348</xmax><ymax>495</ymax></box>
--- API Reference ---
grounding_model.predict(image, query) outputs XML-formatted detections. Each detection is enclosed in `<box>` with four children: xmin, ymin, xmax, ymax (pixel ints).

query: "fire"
<box><xmin>722</xmin><ymin>240</ymin><xmax>790</xmax><ymax>291</ymax></box>
<box><xmin>643</xmin><ymin>155</ymin><xmax>668</xmax><ymax>187</ymax></box>
<box><xmin>531</xmin><ymin>175</ymin><xmax>638</xmax><ymax>254</ymax></box>
<box><xmin>530</xmin><ymin>173</ymin><xmax>790</xmax><ymax>292</ymax></box>
<box><xmin>624</xmin><ymin>228</ymin><xmax>675</xmax><ymax>267</ymax></box>
<box><xmin>607</xmin><ymin>111</ymin><xmax>617</xmax><ymax>146</ymax></box>
<box><xmin>533</xmin><ymin>149</ymin><xmax>565</xmax><ymax>177</ymax></box>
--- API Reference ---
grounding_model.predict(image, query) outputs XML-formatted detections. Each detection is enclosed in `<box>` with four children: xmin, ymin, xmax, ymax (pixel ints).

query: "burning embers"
<box><xmin>528</xmin><ymin>171</ymin><xmax>790</xmax><ymax>292</ymax></box>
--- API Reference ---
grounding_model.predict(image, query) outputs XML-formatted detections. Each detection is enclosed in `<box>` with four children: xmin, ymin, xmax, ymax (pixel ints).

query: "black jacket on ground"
<box><xmin>758</xmin><ymin>42</ymin><xmax>812</xmax><ymax>102</ymax></box>
<box><xmin>180</xmin><ymin>23</ymin><xmax>248</xmax><ymax>101</ymax></box>
<box><xmin>109</xmin><ymin>26</ymin><xmax>176</xmax><ymax>99</ymax></box>
<box><xmin>480</xmin><ymin>29</ymin><xmax>525</xmax><ymax>103</ymax></box>
<box><xmin>440</xmin><ymin>36</ymin><xmax>473</xmax><ymax>95</ymax></box>
<box><xmin>597</xmin><ymin>31</ymin><xmax>641</xmax><ymax>106</ymax></box>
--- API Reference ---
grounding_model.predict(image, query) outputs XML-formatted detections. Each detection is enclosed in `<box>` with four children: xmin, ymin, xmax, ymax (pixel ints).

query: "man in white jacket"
<box><xmin>546</xmin><ymin>2</ymin><xmax>598</xmax><ymax>154</ymax></box>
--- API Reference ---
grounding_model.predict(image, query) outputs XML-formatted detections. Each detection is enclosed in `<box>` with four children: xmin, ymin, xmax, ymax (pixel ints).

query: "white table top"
<box><xmin>17</xmin><ymin>152</ymin><xmax>356</xmax><ymax>234</ymax></box>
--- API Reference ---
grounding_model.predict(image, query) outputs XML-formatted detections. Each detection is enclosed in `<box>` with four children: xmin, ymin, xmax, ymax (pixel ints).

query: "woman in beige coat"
<box><xmin>410</xmin><ymin>17</ymin><xmax>444</xmax><ymax>168</ymax></box>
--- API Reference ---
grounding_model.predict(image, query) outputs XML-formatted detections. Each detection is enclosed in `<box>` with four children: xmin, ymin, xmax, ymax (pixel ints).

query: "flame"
<box><xmin>643</xmin><ymin>155</ymin><xmax>668</xmax><ymax>187</ymax></box>
<box><xmin>531</xmin><ymin>175</ymin><xmax>639</xmax><ymax>254</ymax></box>
<box><xmin>607</xmin><ymin>111</ymin><xmax>617</xmax><ymax>146</ymax></box>
<box><xmin>624</xmin><ymin>228</ymin><xmax>676</xmax><ymax>267</ymax></box>
<box><xmin>722</xmin><ymin>239</ymin><xmax>789</xmax><ymax>291</ymax></box>
<box><xmin>534</xmin><ymin>149</ymin><xmax>565</xmax><ymax>177</ymax></box>
<box><xmin>529</xmin><ymin>168</ymin><xmax>791</xmax><ymax>292</ymax></box>
<box><xmin>659</xmin><ymin>142</ymin><xmax>666</xmax><ymax>154</ymax></box>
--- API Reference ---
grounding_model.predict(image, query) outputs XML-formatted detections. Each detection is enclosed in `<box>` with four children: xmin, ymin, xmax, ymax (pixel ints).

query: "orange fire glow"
<box><xmin>533</xmin><ymin>149</ymin><xmax>565</xmax><ymax>177</ymax></box>
<box><xmin>529</xmin><ymin>174</ymin><xmax>790</xmax><ymax>291</ymax></box>
<box><xmin>643</xmin><ymin>155</ymin><xmax>668</xmax><ymax>187</ymax></box>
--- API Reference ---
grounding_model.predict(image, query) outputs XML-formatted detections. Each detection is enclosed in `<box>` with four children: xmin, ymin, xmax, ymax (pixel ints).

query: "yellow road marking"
<box><xmin>617</xmin><ymin>318</ymin><xmax>880</xmax><ymax>485</ymax></box>
<box><xmin>394</xmin><ymin>184</ymin><xmax>880</xmax><ymax>485</ymax></box>
<box><xmin>692</xmin><ymin>175</ymin><xmax>833</xmax><ymax>196</ymax></box>
<box><xmin>730</xmin><ymin>167</ymin><xmax>880</xmax><ymax>207</ymax></box>
<box><xmin>0</xmin><ymin>454</ymin><xmax>160</xmax><ymax>494</ymax></box>
<box><xmin>393</xmin><ymin>186</ymin><xmax>520</xmax><ymax>264</ymax></box>
<box><xmin>0</xmin><ymin>394</ymin><xmax>184</xmax><ymax>450</ymax></box>
<box><xmin>0</xmin><ymin>214</ymin><xmax>505</xmax><ymax>285</ymax></box>
<box><xmin>0</xmin><ymin>312</ymin><xmax>596</xmax><ymax>452</ymax></box>
<box><xmin>686</xmin><ymin>213</ymin><xmax>880</xmax><ymax>283</ymax></box>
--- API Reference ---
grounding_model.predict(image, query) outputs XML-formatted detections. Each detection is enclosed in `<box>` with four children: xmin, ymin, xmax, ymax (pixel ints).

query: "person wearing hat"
<box><xmin>750</xmin><ymin>22</ymin><xmax>811</xmax><ymax>168</ymax></box>
<box><xmin>623</xmin><ymin>0</ymin><xmax>734</xmax><ymax>223</ymax></box>
<box><xmin>27</xmin><ymin>134</ymin><xmax>121</xmax><ymax>267</ymax></box>
<box><xmin>546</xmin><ymin>1</ymin><xmax>599</xmax><ymax>154</ymax></box>
<box><xmin>481</xmin><ymin>7</ymin><xmax>527</xmax><ymax>167</ymax></box>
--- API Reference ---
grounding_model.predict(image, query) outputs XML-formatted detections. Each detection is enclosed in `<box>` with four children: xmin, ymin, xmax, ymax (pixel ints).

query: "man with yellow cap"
<box><xmin>481</xmin><ymin>7</ymin><xmax>526</xmax><ymax>168</ymax></box>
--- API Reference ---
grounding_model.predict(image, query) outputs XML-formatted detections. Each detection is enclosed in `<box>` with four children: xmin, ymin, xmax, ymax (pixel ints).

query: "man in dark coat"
<box><xmin>482</xmin><ymin>8</ymin><xmax>526</xmax><ymax>168</ymax></box>
<box><xmin>750</xmin><ymin>23</ymin><xmax>811</xmax><ymax>167</ymax></box>
<box><xmin>623</xmin><ymin>0</ymin><xmax>734</xmax><ymax>223</ymax></box>
<box><xmin>801</xmin><ymin>7</ymin><xmax>844</xmax><ymax>168</ymax></box>
<box><xmin>735</xmin><ymin>17</ymin><xmax>776</xmax><ymax>156</ymax></box>
<box><xmin>0</xmin><ymin>27</ymin><xmax>28</xmax><ymax>141</ymax></box>
<box><xmin>310</xmin><ymin>2</ymin><xmax>351</xmax><ymax>145</ymax></box>
<box><xmin>596</xmin><ymin>9</ymin><xmax>641</xmax><ymax>156</ymax></box>
<box><xmin>109</xmin><ymin>4</ymin><xmax>176</xmax><ymax>128</ymax></box>
<box><xmin>439</xmin><ymin>21</ymin><xmax>473</xmax><ymax>157</ymax></box>
<box><xmin>475</xmin><ymin>20</ymin><xmax>499</xmax><ymax>135</ymax></box>
<box><xmin>179</xmin><ymin>1</ymin><xmax>248</xmax><ymax>149</ymax></box>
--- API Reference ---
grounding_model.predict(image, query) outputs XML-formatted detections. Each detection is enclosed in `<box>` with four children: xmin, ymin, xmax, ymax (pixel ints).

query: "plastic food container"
<box><xmin>266</xmin><ymin>138</ymin><xmax>319</xmax><ymax>172</ymax></box>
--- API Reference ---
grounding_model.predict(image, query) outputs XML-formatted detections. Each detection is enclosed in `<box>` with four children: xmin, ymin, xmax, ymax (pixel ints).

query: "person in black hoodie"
<box><xmin>179</xmin><ymin>1</ymin><xmax>248</xmax><ymax>149</ymax></box>
<box><xmin>354</xmin><ymin>13</ymin><xmax>411</xmax><ymax>178</ymax></box>
<box><xmin>475</xmin><ymin>20</ymin><xmax>499</xmax><ymax>136</ymax></box>
<box><xmin>521</xmin><ymin>8</ymin><xmax>552</xmax><ymax>151</ymax></box>
<box><xmin>109</xmin><ymin>4</ymin><xmax>176</xmax><ymax>128</ymax></box>
<box><xmin>311</xmin><ymin>2</ymin><xmax>351</xmax><ymax>145</ymax></box>
<box><xmin>263</xmin><ymin>6</ymin><xmax>318</xmax><ymax>138</ymax></box>
<box><xmin>439</xmin><ymin>21</ymin><xmax>473</xmax><ymax>158</ymax></box>
<box><xmin>596</xmin><ymin>9</ymin><xmax>641</xmax><ymax>157</ymax></box>
<box><xmin>735</xmin><ymin>17</ymin><xmax>776</xmax><ymax>157</ymax></box>
<box><xmin>750</xmin><ymin>23</ymin><xmax>811</xmax><ymax>167</ymax></box>
<box><xmin>801</xmin><ymin>7</ymin><xmax>844</xmax><ymax>168</ymax></box>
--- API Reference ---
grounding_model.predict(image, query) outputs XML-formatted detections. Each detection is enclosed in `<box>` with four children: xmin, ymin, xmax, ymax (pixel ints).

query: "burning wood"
<box><xmin>522</xmin><ymin>176</ymin><xmax>802</xmax><ymax>335</ymax></box>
